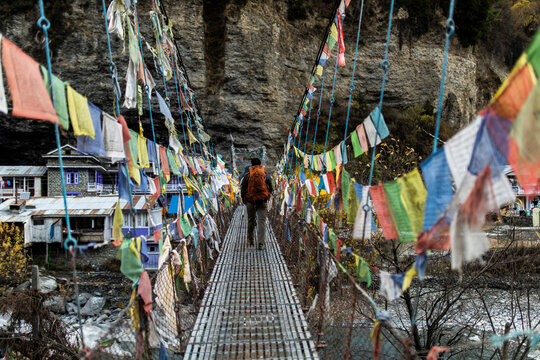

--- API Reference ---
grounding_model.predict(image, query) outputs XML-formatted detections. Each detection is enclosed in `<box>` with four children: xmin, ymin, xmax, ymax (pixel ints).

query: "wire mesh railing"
<box><xmin>88</xmin><ymin>203</ymin><xmax>237</xmax><ymax>359</ymax></box>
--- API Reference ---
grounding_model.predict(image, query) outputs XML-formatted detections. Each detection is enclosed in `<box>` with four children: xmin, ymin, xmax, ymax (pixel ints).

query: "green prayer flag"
<box><xmin>326</xmin><ymin>34</ymin><xmax>337</xmax><ymax>51</ymax></box>
<box><xmin>526</xmin><ymin>28</ymin><xmax>540</xmax><ymax>75</ymax></box>
<box><xmin>167</xmin><ymin>149</ymin><xmax>181</xmax><ymax>175</ymax></box>
<box><xmin>356</xmin><ymin>256</ymin><xmax>371</xmax><ymax>287</ymax></box>
<box><xmin>341</xmin><ymin>168</ymin><xmax>350</xmax><ymax>211</ymax></box>
<box><xmin>118</xmin><ymin>238</ymin><xmax>144</xmax><ymax>284</ymax></box>
<box><xmin>180</xmin><ymin>216</ymin><xmax>193</xmax><ymax>237</ymax></box>
<box><xmin>347</xmin><ymin>187</ymin><xmax>359</xmax><ymax>225</ymax></box>
<box><xmin>383</xmin><ymin>181</ymin><xmax>415</xmax><ymax>242</ymax></box>
<box><xmin>350</xmin><ymin>130</ymin><xmax>363</xmax><ymax>157</ymax></box>
<box><xmin>40</xmin><ymin>65</ymin><xmax>69</xmax><ymax>130</ymax></box>
<box><xmin>329</xmin><ymin>229</ymin><xmax>337</xmax><ymax>255</ymax></box>
<box><xmin>128</xmin><ymin>129</ymin><xmax>139</xmax><ymax>166</ymax></box>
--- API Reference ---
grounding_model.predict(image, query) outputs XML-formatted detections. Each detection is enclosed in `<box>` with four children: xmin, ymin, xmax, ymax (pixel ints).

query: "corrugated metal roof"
<box><xmin>0</xmin><ymin>195</ymin><xmax>155</xmax><ymax>222</ymax></box>
<box><xmin>0</xmin><ymin>166</ymin><xmax>47</xmax><ymax>177</ymax></box>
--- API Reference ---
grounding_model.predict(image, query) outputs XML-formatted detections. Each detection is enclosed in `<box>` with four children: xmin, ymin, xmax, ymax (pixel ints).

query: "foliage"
<box><xmin>0</xmin><ymin>222</ymin><xmax>29</xmax><ymax>290</ymax></box>
<box><xmin>385</xmin><ymin>102</ymin><xmax>456</xmax><ymax>161</ymax></box>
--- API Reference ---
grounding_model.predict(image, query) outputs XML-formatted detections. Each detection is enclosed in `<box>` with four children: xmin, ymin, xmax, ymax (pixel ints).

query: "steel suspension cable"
<box><xmin>367</xmin><ymin>0</ymin><xmax>395</xmax><ymax>187</ymax></box>
<box><xmin>342</xmin><ymin>0</ymin><xmax>365</xmax><ymax>148</ymax></box>
<box><xmin>308</xmin><ymin>68</ymin><xmax>327</xmax><ymax>180</ymax></box>
<box><xmin>38</xmin><ymin>0</ymin><xmax>84</xmax><ymax>346</ymax></box>
<box><xmin>432</xmin><ymin>0</ymin><xmax>456</xmax><ymax>154</ymax></box>
<box><xmin>321</xmin><ymin>22</ymin><xmax>342</xmax><ymax>171</ymax></box>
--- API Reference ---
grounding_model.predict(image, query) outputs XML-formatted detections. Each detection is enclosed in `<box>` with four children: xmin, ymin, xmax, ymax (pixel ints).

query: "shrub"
<box><xmin>0</xmin><ymin>222</ymin><xmax>29</xmax><ymax>289</ymax></box>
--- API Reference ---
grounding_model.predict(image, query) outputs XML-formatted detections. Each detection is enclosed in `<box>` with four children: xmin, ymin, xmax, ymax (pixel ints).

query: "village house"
<box><xmin>0</xmin><ymin>166</ymin><xmax>47</xmax><ymax>200</ymax></box>
<box><xmin>44</xmin><ymin>144</ymin><xmax>185</xmax><ymax>197</ymax></box>
<box><xmin>0</xmin><ymin>196</ymin><xmax>162</xmax><ymax>246</ymax></box>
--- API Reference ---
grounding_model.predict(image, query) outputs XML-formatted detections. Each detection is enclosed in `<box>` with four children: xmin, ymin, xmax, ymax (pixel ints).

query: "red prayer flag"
<box><xmin>336</xmin><ymin>10</ymin><xmax>346</xmax><ymax>67</ymax></box>
<box><xmin>2</xmin><ymin>38</ymin><xmax>58</xmax><ymax>123</ymax></box>
<box><xmin>159</xmin><ymin>146</ymin><xmax>170</xmax><ymax>178</ymax></box>
<box><xmin>370</xmin><ymin>184</ymin><xmax>399</xmax><ymax>240</ymax></box>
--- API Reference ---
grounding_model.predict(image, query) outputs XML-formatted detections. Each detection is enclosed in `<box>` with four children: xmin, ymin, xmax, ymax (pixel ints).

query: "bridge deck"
<box><xmin>184</xmin><ymin>206</ymin><xmax>318</xmax><ymax>359</ymax></box>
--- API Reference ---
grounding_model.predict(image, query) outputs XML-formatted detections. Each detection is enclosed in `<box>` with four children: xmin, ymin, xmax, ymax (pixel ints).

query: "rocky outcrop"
<box><xmin>0</xmin><ymin>0</ymin><xmax>512</xmax><ymax>166</ymax></box>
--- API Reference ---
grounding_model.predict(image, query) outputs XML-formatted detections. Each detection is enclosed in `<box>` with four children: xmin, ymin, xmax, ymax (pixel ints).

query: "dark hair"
<box><xmin>251</xmin><ymin>158</ymin><xmax>261</xmax><ymax>166</ymax></box>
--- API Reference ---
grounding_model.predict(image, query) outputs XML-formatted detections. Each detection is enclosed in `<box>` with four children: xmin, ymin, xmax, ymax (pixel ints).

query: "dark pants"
<box><xmin>246</xmin><ymin>200</ymin><xmax>266</xmax><ymax>245</ymax></box>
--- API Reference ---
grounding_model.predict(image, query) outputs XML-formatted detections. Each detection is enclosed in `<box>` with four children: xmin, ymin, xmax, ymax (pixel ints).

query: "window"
<box><xmin>87</xmin><ymin>170</ymin><xmax>102</xmax><ymax>185</ymax></box>
<box><xmin>34</xmin><ymin>219</ymin><xmax>45</xmax><ymax>225</ymax></box>
<box><xmin>65</xmin><ymin>170</ymin><xmax>79</xmax><ymax>185</ymax></box>
<box><xmin>136</xmin><ymin>213</ymin><xmax>148</xmax><ymax>228</ymax></box>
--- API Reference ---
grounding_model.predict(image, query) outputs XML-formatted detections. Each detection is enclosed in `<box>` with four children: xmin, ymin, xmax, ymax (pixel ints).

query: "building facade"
<box><xmin>0</xmin><ymin>166</ymin><xmax>46</xmax><ymax>200</ymax></box>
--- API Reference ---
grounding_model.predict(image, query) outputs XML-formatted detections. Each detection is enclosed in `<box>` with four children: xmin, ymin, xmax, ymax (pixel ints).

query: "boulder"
<box><xmin>39</xmin><ymin>276</ymin><xmax>58</xmax><ymax>294</ymax></box>
<box><xmin>80</xmin><ymin>296</ymin><xmax>106</xmax><ymax>316</ymax></box>
<box><xmin>43</xmin><ymin>295</ymin><xmax>66</xmax><ymax>314</ymax></box>
<box><xmin>77</xmin><ymin>292</ymin><xmax>93</xmax><ymax>306</ymax></box>
<box><xmin>15</xmin><ymin>281</ymin><xmax>30</xmax><ymax>292</ymax></box>
<box><xmin>66</xmin><ymin>302</ymin><xmax>78</xmax><ymax>315</ymax></box>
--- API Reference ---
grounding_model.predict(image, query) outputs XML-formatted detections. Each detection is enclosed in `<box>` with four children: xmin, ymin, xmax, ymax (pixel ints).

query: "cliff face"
<box><xmin>0</xmin><ymin>0</ymin><xmax>510</xmax><ymax>166</ymax></box>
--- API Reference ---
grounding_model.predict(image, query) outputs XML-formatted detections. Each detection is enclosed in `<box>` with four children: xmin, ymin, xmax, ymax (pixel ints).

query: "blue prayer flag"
<box><xmin>421</xmin><ymin>149</ymin><xmax>454</xmax><ymax>230</ymax></box>
<box><xmin>77</xmin><ymin>102</ymin><xmax>106</xmax><ymax>156</ymax></box>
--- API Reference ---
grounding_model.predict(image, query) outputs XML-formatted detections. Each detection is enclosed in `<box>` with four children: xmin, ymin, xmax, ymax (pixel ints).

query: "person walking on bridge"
<box><xmin>241</xmin><ymin>158</ymin><xmax>273</xmax><ymax>249</ymax></box>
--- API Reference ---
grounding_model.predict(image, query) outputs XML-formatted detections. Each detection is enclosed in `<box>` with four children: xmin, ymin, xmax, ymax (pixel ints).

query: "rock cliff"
<box><xmin>0</xmin><ymin>0</ymin><xmax>516</xmax><ymax>166</ymax></box>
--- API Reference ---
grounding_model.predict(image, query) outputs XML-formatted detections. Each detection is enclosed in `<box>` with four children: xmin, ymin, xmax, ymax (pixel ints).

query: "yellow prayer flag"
<box><xmin>128</xmin><ymin>162</ymin><xmax>141</xmax><ymax>185</ymax></box>
<box><xmin>397</xmin><ymin>168</ymin><xmax>427</xmax><ymax>238</ymax></box>
<box><xmin>188</xmin><ymin>128</ymin><xmax>199</xmax><ymax>145</ymax></box>
<box><xmin>129</xmin><ymin>237</ymin><xmax>141</xmax><ymax>262</ymax></box>
<box><xmin>138</xmin><ymin>135</ymin><xmax>150</xmax><ymax>168</ymax></box>
<box><xmin>402</xmin><ymin>266</ymin><xmax>417</xmax><ymax>292</ymax></box>
<box><xmin>195</xmin><ymin>201</ymin><xmax>206</xmax><ymax>216</ymax></box>
<box><xmin>316</xmin><ymin>65</ymin><xmax>323</xmax><ymax>76</ymax></box>
<box><xmin>66</xmin><ymin>85</ymin><xmax>95</xmax><ymax>138</ymax></box>
<box><xmin>112</xmin><ymin>201</ymin><xmax>123</xmax><ymax>246</ymax></box>
<box><xmin>330</xmin><ymin>23</ymin><xmax>338</xmax><ymax>41</ymax></box>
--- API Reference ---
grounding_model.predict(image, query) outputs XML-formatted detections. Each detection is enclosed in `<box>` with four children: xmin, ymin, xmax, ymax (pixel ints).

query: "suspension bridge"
<box><xmin>184</xmin><ymin>206</ymin><xmax>318</xmax><ymax>359</ymax></box>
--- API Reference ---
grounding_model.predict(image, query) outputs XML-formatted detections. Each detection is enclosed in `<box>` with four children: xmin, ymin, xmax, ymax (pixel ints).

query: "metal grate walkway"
<box><xmin>185</xmin><ymin>206</ymin><xmax>319</xmax><ymax>359</ymax></box>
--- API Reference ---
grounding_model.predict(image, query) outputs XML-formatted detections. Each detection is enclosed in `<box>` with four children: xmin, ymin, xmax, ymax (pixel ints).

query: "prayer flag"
<box><xmin>333</xmin><ymin>144</ymin><xmax>343</xmax><ymax>166</ymax></box>
<box><xmin>354</xmin><ymin>254</ymin><xmax>371</xmax><ymax>287</ymax></box>
<box><xmin>352</xmin><ymin>185</ymin><xmax>372</xmax><ymax>239</ymax></box>
<box><xmin>40</xmin><ymin>65</ymin><xmax>69</xmax><ymax>129</ymax></box>
<box><xmin>357</xmin><ymin>124</ymin><xmax>369</xmax><ymax>152</ymax></box>
<box><xmin>379</xmin><ymin>271</ymin><xmax>403</xmax><ymax>301</ymax></box>
<box><xmin>2</xmin><ymin>38</ymin><xmax>57</xmax><ymax>123</ymax></box>
<box><xmin>363</xmin><ymin>114</ymin><xmax>382</xmax><ymax>147</ymax></box>
<box><xmin>490</xmin><ymin>55</ymin><xmax>537</xmax><ymax>121</ymax></box>
<box><xmin>323</xmin><ymin>172</ymin><xmax>336</xmax><ymax>194</ymax></box>
<box><xmin>128</xmin><ymin>129</ymin><xmax>140</xmax><ymax>166</ymax></box>
<box><xmin>370</xmin><ymin>105</ymin><xmax>389</xmax><ymax>140</ymax></box>
<box><xmin>341</xmin><ymin>167</ymin><xmax>350</xmax><ymax>210</ymax></box>
<box><xmin>77</xmin><ymin>103</ymin><xmax>106</xmax><ymax>156</ymax></box>
<box><xmin>102</xmin><ymin>112</ymin><xmax>124</xmax><ymax>161</ymax></box>
<box><xmin>509</xmin><ymin>83</ymin><xmax>540</xmax><ymax>195</ymax></box>
<box><xmin>421</xmin><ymin>149</ymin><xmax>454</xmax><ymax>230</ymax></box>
<box><xmin>156</xmin><ymin>90</ymin><xmax>172</xmax><ymax>121</ymax></box>
<box><xmin>351</xmin><ymin>130</ymin><xmax>363</xmax><ymax>157</ymax></box>
<box><xmin>188</xmin><ymin>128</ymin><xmax>199</xmax><ymax>144</ymax></box>
<box><xmin>444</xmin><ymin>116</ymin><xmax>482</xmax><ymax>188</ymax></box>
<box><xmin>0</xmin><ymin>35</ymin><xmax>7</xmax><ymax>114</ymax></box>
<box><xmin>138</xmin><ymin>135</ymin><xmax>150</xmax><ymax>168</ymax></box>
<box><xmin>118</xmin><ymin>162</ymin><xmax>131</xmax><ymax>201</ymax></box>
<box><xmin>159</xmin><ymin>146</ymin><xmax>170</xmax><ymax>182</ymax></box>
<box><xmin>384</xmin><ymin>181</ymin><xmax>415</xmax><ymax>242</ymax></box>
<box><xmin>451</xmin><ymin>166</ymin><xmax>496</xmax><ymax>271</ymax></box>
<box><xmin>370</xmin><ymin>184</ymin><xmax>399</xmax><ymax>240</ymax></box>
<box><xmin>67</xmin><ymin>85</ymin><xmax>95</xmax><ymax>138</ymax></box>
<box><xmin>167</xmin><ymin>149</ymin><xmax>181</xmax><ymax>175</ymax></box>
<box><xmin>336</xmin><ymin>10</ymin><xmax>346</xmax><ymax>66</ymax></box>
<box><xmin>112</xmin><ymin>200</ymin><xmax>123</xmax><ymax>246</ymax></box>
<box><xmin>347</xmin><ymin>180</ymin><xmax>359</xmax><ymax>224</ymax></box>
<box><xmin>397</xmin><ymin>168</ymin><xmax>427</xmax><ymax>238</ymax></box>
<box><xmin>526</xmin><ymin>28</ymin><xmax>540</xmax><ymax>74</ymax></box>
